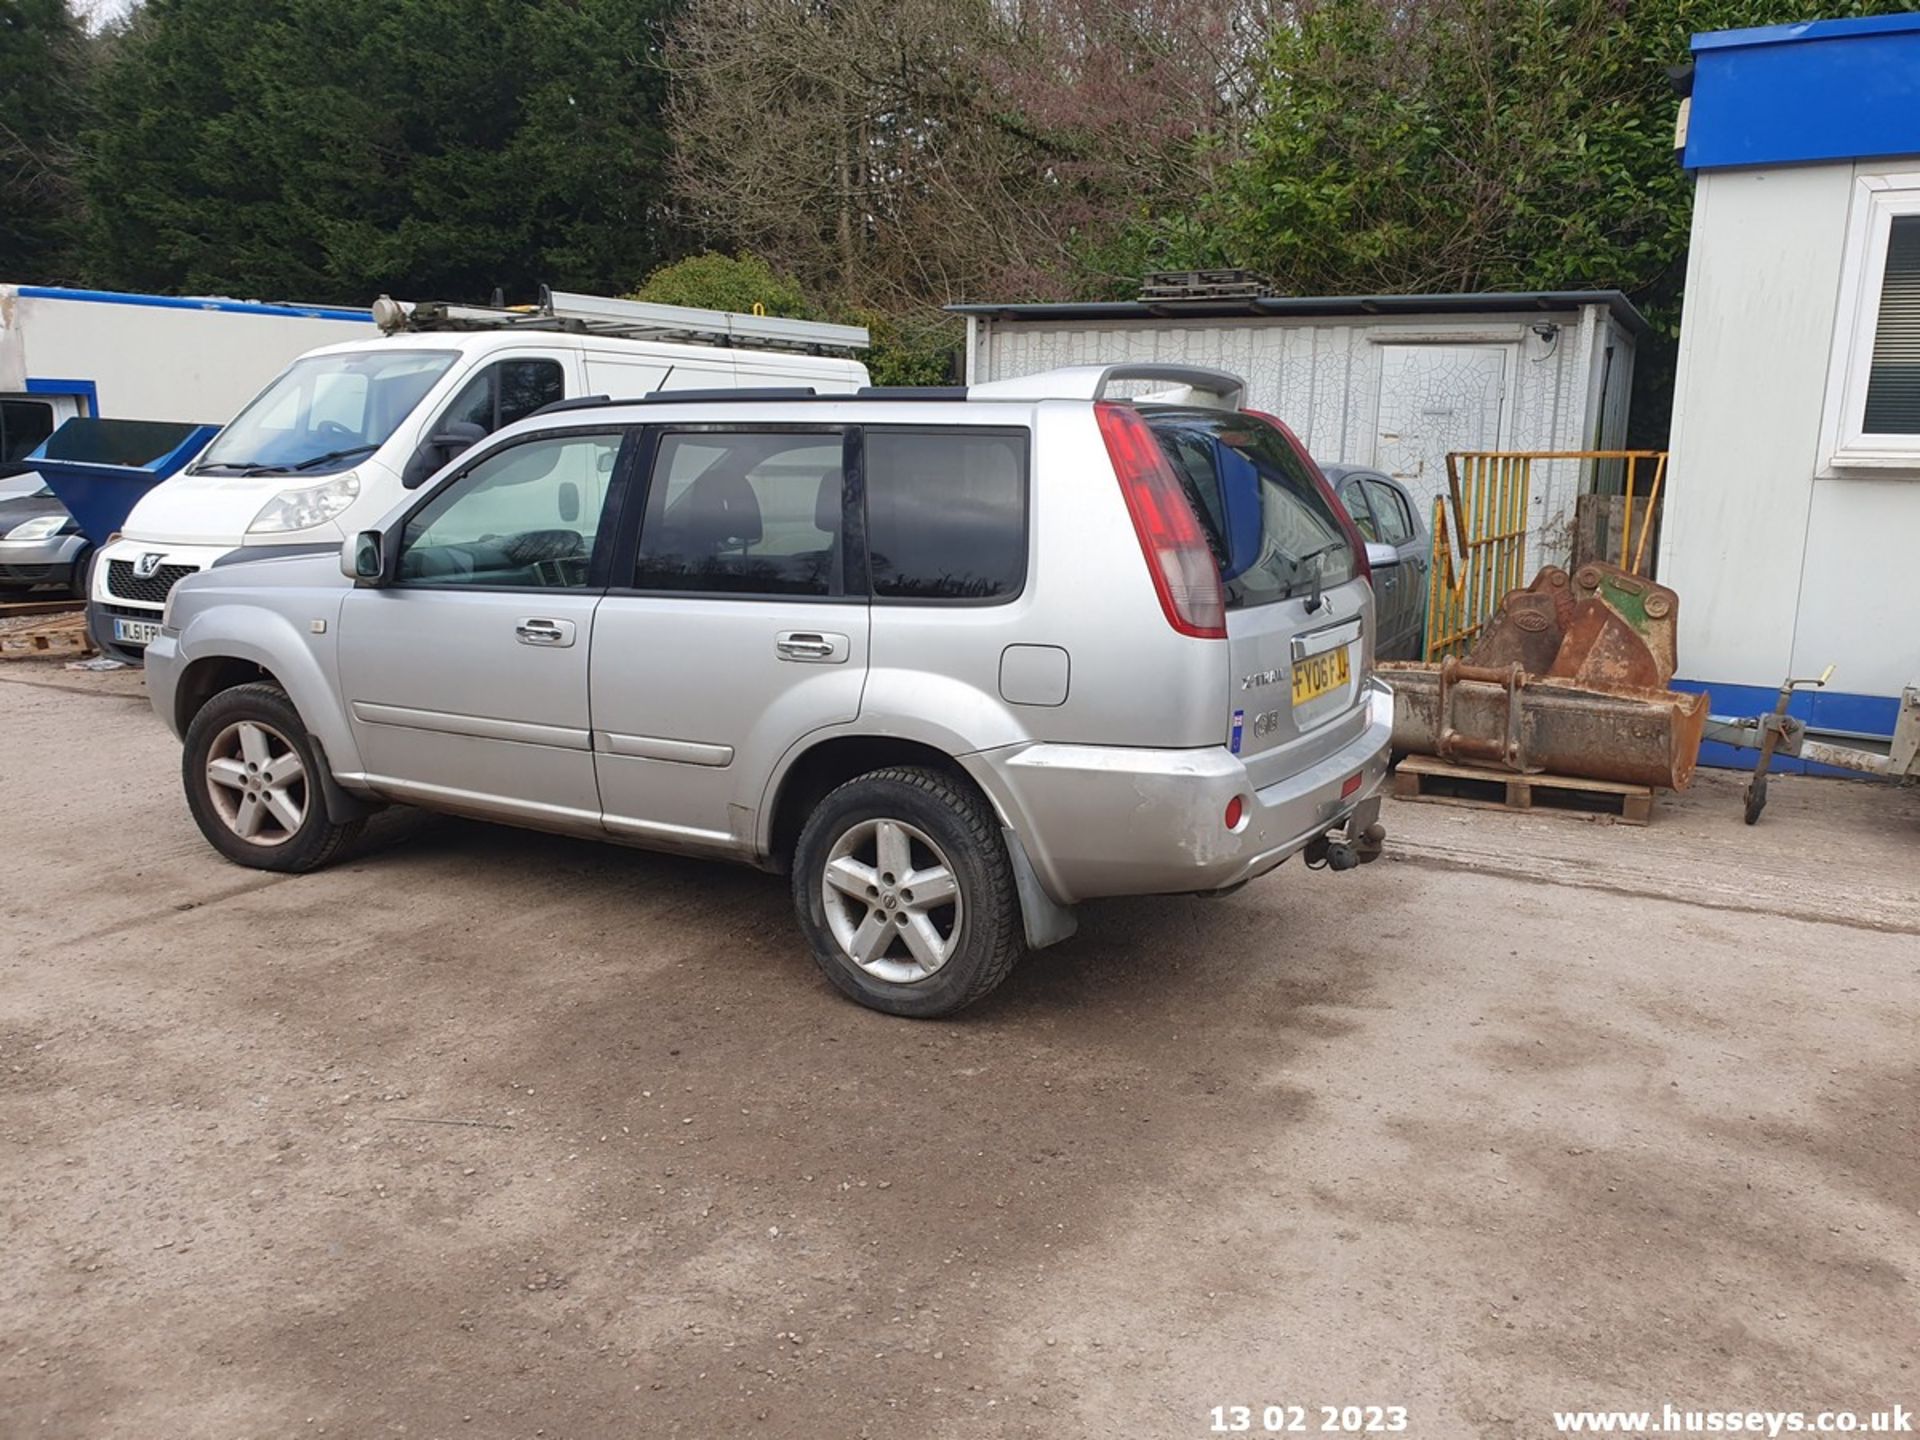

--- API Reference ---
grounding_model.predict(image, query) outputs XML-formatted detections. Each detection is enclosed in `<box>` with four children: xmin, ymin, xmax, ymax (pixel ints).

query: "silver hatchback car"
<box><xmin>146</xmin><ymin>364</ymin><xmax>1391</xmax><ymax>1016</ymax></box>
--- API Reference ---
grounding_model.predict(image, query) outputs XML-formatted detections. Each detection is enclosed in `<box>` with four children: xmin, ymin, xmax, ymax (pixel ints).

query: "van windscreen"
<box><xmin>194</xmin><ymin>349</ymin><xmax>459</xmax><ymax>476</ymax></box>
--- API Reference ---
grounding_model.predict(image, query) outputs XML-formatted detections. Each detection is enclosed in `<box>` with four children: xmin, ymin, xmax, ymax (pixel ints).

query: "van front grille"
<box><xmin>107</xmin><ymin>559</ymin><xmax>196</xmax><ymax>605</ymax></box>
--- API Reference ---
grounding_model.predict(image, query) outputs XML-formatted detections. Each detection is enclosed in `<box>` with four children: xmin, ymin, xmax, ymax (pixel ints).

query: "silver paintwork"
<box><xmin>204</xmin><ymin>719</ymin><xmax>307</xmax><ymax>844</ymax></box>
<box><xmin>148</xmin><ymin>374</ymin><xmax>1393</xmax><ymax>943</ymax></box>
<box><xmin>821</xmin><ymin>817</ymin><xmax>962</xmax><ymax>983</ymax></box>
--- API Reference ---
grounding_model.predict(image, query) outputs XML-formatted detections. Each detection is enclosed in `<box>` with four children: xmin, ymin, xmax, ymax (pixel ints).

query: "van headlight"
<box><xmin>247</xmin><ymin>472</ymin><xmax>361</xmax><ymax>534</ymax></box>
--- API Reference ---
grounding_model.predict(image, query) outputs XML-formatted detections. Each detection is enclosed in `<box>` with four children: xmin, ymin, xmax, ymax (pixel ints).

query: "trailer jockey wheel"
<box><xmin>1743</xmin><ymin>776</ymin><xmax>1768</xmax><ymax>825</ymax></box>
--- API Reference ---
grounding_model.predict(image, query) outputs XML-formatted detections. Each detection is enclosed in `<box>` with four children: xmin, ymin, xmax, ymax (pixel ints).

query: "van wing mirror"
<box><xmin>344</xmin><ymin>529</ymin><xmax>386</xmax><ymax>583</ymax></box>
<box><xmin>402</xmin><ymin>419</ymin><xmax>488</xmax><ymax>489</ymax></box>
<box><xmin>1364</xmin><ymin>541</ymin><xmax>1398</xmax><ymax>571</ymax></box>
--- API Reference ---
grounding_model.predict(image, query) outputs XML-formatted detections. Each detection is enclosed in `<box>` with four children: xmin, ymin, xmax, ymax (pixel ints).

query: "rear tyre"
<box><xmin>792</xmin><ymin>766</ymin><xmax>1022</xmax><ymax>1018</ymax></box>
<box><xmin>182</xmin><ymin>682</ymin><xmax>362</xmax><ymax>873</ymax></box>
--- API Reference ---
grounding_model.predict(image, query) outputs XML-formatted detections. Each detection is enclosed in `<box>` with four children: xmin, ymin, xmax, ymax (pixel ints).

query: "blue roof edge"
<box><xmin>14</xmin><ymin>285</ymin><xmax>370</xmax><ymax>323</ymax></box>
<box><xmin>1693</xmin><ymin>12</ymin><xmax>1920</xmax><ymax>53</ymax></box>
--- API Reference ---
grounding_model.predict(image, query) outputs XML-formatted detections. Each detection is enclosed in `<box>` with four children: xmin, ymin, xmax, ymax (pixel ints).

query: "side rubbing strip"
<box><xmin>350</xmin><ymin>701</ymin><xmax>591</xmax><ymax>751</ymax></box>
<box><xmin>596</xmin><ymin>732</ymin><xmax>735</xmax><ymax>767</ymax></box>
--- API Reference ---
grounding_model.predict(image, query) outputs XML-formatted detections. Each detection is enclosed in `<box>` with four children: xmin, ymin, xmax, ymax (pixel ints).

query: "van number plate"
<box><xmin>1291</xmin><ymin>647</ymin><xmax>1350</xmax><ymax>706</ymax></box>
<box><xmin>112</xmin><ymin>617</ymin><xmax>163</xmax><ymax>647</ymax></box>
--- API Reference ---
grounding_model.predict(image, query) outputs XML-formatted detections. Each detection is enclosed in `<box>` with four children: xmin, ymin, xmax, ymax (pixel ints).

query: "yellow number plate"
<box><xmin>1291</xmin><ymin>647</ymin><xmax>1351</xmax><ymax>706</ymax></box>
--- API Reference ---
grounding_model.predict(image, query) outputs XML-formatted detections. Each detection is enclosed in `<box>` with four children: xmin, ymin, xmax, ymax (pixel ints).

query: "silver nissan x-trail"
<box><xmin>146</xmin><ymin>364</ymin><xmax>1391</xmax><ymax>1017</ymax></box>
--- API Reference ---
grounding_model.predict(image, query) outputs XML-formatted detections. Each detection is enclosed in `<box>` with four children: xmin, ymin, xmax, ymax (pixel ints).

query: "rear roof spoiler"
<box><xmin>967</xmin><ymin>363</ymin><xmax>1246</xmax><ymax>411</ymax></box>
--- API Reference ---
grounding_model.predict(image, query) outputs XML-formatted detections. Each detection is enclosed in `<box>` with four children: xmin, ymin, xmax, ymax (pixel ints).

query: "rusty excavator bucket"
<box><xmin>1383</xmin><ymin>562</ymin><xmax>1708</xmax><ymax>791</ymax></box>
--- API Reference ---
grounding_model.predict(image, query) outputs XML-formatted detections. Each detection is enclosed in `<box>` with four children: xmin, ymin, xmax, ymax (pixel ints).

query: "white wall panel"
<box><xmin>1659</xmin><ymin>163</ymin><xmax>1859</xmax><ymax>689</ymax></box>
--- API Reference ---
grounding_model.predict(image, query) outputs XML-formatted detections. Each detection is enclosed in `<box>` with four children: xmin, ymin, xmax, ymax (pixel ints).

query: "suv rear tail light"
<box><xmin>1095</xmin><ymin>402</ymin><xmax>1227</xmax><ymax>640</ymax></box>
<box><xmin>1242</xmin><ymin>409</ymin><xmax>1370</xmax><ymax>585</ymax></box>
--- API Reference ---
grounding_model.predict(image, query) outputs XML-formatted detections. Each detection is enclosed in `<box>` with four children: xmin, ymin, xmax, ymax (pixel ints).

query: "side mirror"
<box><xmin>1365</xmin><ymin>541</ymin><xmax>1398</xmax><ymax>572</ymax></box>
<box><xmin>402</xmin><ymin>420</ymin><xmax>487</xmax><ymax>489</ymax></box>
<box><xmin>344</xmin><ymin>529</ymin><xmax>385</xmax><ymax>583</ymax></box>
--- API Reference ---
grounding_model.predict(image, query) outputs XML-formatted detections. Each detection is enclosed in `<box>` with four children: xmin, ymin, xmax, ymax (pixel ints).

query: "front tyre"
<box><xmin>182</xmin><ymin>682</ymin><xmax>362</xmax><ymax>873</ymax></box>
<box><xmin>792</xmin><ymin>766</ymin><xmax>1022</xmax><ymax>1018</ymax></box>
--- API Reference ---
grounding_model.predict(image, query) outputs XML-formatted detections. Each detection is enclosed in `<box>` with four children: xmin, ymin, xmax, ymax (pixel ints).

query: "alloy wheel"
<box><xmin>204</xmin><ymin>720</ymin><xmax>308</xmax><ymax>847</ymax></box>
<box><xmin>820</xmin><ymin>817</ymin><xmax>963</xmax><ymax>985</ymax></box>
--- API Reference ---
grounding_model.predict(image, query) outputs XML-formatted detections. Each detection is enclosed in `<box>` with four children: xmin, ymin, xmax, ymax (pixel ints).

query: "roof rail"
<box><xmin>966</xmin><ymin>363</ymin><xmax>1246</xmax><ymax>410</ymax></box>
<box><xmin>369</xmin><ymin>287</ymin><xmax>869</xmax><ymax>355</ymax></box>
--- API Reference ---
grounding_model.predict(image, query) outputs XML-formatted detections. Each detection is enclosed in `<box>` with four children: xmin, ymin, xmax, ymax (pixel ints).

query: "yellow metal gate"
<box><xmin>1422</xmin><ymin>450</ymin><xmax>1668</xmax><ymax>661</ymax></box>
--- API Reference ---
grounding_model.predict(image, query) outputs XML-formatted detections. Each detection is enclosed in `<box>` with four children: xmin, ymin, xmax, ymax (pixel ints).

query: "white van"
<box><xmin>90</xmin><ymin>291</ymin><xmax>870</xmax><ymax>659</ymax></box>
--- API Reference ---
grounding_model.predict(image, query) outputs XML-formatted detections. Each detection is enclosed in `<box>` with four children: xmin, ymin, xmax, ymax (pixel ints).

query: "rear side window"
<box><xmin>633</xmin><ymin>430</ymin><xmax>846</xmax><ymax>596</ymax></box>
<box><xmin>864</xmin><ymin>429</ymin><xmax>1026</xmax><ymax>601</ymax></box>
<box><xmin>1149</xmin><ymin>412</ymin><xmax>1357</xmax><ymax>609</ymax></box>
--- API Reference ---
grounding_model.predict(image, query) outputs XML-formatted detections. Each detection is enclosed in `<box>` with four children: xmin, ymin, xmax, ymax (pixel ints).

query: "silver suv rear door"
<box><xmin>588</xmin><ymin>425</ymin><xmax>868</xmax><ymax>855</ymax></box>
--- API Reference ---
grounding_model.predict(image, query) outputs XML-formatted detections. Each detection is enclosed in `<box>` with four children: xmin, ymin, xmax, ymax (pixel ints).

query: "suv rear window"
<box><xmin>863</xmin><ymin>429</ymin><xmax>1026</xmax><ymax>601</ymax></box>
<box><xmin>1148</xmin><ymin>411</ymin><xmax>1356</xmax><ymax>608</ymax></box>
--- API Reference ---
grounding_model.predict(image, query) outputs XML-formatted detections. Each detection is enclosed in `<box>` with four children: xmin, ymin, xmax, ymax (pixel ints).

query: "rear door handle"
<box><xmin>515</xmin><ymin>617</ymin><xmax>576</xmax><ymax>647</ymax></box>
<box><xmin>775</xmin><ymin>630</ymin><xmax>848</xmax><ymax>664</ymax></box>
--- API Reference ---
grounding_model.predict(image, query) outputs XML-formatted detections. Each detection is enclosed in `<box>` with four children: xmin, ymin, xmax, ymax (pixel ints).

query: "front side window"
<box><xmin>438</xmin><ymin>359</ymin><xmax>566</xmax><ymax>436</ymax></box>
<box><xmin>633</xmin><ymin>431</ymin><xmax>846</xmax><ymax>596</ymax></box>
<box><xmin>864</xmin><ymin>429</ymin><xmax>1026</xmax><ymax>601</ymax></box>
<box><xmin>1337</xmin><ymin>477</ymin><xmax>1380</xmax><ymax>543</ymax></box>
<box><xmin>1365</xmin><ymin>478</ymin><xmax>1416</xmax><ymax>545</ymax></box>
<box><xmin>1150</xmin><ymin>411</ymin><xmax>1356</xmax><ymax>607</ymax></box>
<box><xmin>397</xmin><ymin>432</ymin><xmax>622</xmax><ymax>589</ymax></box>
<box><xmin>196</xmin><ymin>349</ymin><xmax>458</xmax><ymax>475</ymax></box>
<box><xmin>1824</xmin><ymin>174</ymin><xmax>1920</xmax><ymax>468</ymax></box>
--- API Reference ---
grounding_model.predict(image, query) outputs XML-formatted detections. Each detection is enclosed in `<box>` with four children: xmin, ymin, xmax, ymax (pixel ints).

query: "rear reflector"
<box><xmin>1224</xmin><ymin>795</ymin><xmax>1245</xmax><ymax>830</ymax></box>
<box><xmin>1095</xmin><ymin>402</ymin><xmax>1227</xmax><ymax>639</ymax></box>
<box><xmin>1243</xmin><ymin>409</ymin><xmax>1370</xmax><ymax>586</ymax></box>
<box><xmin>1341</xmin><ymin>772</ymin><xmax>1363</xmax><ymax>799</ymax></box>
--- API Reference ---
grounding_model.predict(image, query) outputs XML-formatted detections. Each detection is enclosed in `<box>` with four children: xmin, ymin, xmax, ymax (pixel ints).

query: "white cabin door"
<box><xmin>1372</xmin><ymin>344</ymin><xmax>1511</xmax><ymax>531</ymax></box>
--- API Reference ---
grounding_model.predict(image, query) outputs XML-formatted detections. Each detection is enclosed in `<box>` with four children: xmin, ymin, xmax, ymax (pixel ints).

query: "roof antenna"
<box><xmin>490</xmin><ymin>286</ymin><xmax>505</xmax><ymax>308</ymax></box>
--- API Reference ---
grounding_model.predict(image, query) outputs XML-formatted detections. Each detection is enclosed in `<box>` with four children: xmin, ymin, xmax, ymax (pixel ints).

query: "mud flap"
<box><xmin>1001</xmin><ymin>825</ymin><xmax>1078</xmax><ymax>949</ymax></box>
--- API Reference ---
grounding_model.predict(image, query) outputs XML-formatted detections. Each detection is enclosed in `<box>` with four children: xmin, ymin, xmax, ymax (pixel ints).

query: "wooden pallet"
<box><xmin>0</xmin><ymin>607</ymin><xmax>94</xmax><ymax>659</ymax></box>
<box><xmin>1391</xmin><ymin>754</ymin><xmax>1654</xmax><ymax>826</ymax></box>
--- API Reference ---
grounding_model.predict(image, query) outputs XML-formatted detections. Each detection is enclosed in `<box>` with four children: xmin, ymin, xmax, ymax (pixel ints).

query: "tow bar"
<box><xmin>1702</xmin><ymin>667</ymin><xmax>1920</xmax><ymax>823</ymax></box>
<box><xmin>1306</xmin><ymin>798</ymin><xmax>1387</xmax><ymax>871</ymax></box>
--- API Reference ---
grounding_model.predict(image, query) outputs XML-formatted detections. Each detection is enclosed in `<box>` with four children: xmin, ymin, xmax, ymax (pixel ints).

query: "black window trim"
<box><xmin>385</xmin><ymin>423</ymin><xmax>643</xmax><ymax>595</ymax></box>
<box><xmin>608</xmin><ymin>421</ymin><xmax>864</xmax><ymax>605</ymax></box>
<box><xmin>858</xmin><ymin>423</ymin><xmax>1031</xmax><ymax>608</ymax></box>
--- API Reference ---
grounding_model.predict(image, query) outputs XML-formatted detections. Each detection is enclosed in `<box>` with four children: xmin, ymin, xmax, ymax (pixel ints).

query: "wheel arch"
<box><xmin>761</xmin><ymin>733</ymin><xmax>982</xmax><ymax>875</ymax></box>
<box><xmin>760</xmin><ymin>732</ymin><xmax>1077</xmax><ymax>951</ymax></box>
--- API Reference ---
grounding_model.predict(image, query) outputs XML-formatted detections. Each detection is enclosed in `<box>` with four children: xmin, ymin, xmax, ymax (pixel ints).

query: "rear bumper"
<box><xmin>968</xmin><ymin>680</ymin><xmax>1393</xmax><ymax>904</ymax></box>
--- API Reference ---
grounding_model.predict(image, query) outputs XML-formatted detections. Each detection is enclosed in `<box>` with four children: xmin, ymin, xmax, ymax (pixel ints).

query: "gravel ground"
<box><xmin>2</xmin><ymin>660</ymin><xmax>1915</xmax><ymax>1439</ymax></box>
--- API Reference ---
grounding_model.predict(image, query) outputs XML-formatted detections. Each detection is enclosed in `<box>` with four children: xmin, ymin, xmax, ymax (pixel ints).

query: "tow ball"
<box><xmin>1308</xmin><ymin>821</ymin><xmax>1387</xmax><ymax>871</ymax></box>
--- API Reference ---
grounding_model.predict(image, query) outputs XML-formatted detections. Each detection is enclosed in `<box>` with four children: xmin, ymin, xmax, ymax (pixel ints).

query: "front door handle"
<box><xmin>515</xmin><ymin>617</ymin><xmax>576</xmax><ymax>647</ymax></box>
<box><xmin>775</xmin><ymin>630</ymin><xmax>848</xmax><ymax>664</ymax></box>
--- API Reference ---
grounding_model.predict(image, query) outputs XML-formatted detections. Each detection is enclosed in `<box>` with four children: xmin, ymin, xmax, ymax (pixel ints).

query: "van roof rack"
<box><xmin>370</xmin><ymin>286</ymin><xmax>869</xmax><ymax>356</ymax></box>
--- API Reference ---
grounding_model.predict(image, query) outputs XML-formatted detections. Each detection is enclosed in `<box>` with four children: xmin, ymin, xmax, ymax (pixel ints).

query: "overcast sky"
<box><xmin>71</xmin><ymin>0</ymin><xmax>134</xmax><ymax>31</ymax></box>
